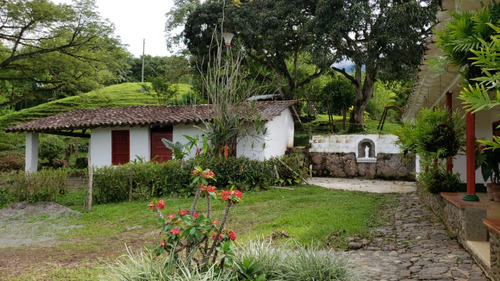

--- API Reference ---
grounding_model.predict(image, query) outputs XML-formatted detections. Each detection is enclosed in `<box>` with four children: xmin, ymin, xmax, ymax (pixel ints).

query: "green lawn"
<box><xmin>1</xmin><ymin>185</ymin><xmax>393</xmax><ymax>280</ymax></box>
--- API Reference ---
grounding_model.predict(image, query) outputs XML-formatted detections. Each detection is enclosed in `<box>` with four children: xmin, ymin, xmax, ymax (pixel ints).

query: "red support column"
<box><xmin>463</xmin><ymin>110</ymin><xmax>479</xmax><ymax>201</ymax></box>
<box><xmin>446</xmin><ymin>92</ymin><xmax>453</xmax><ymax>172</ymax></box>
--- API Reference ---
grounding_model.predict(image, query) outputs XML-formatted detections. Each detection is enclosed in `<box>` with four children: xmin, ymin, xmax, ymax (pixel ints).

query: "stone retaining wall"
<box><xmin>417</xmin><ymin>186</ymin><xmax>492</xmax><ymax>279</ymax></box>
<box><xmin>417</xmin><ymin>188</ymin><xmax>488</xmax><ymax>244</ymax></box>
<box><xmin>489</xmin><ymin>229</ymin><xmax>500</xmax><ymax>281</ymax></box>
<box><xmin>309</xmin><ymin>152</ymin><xmax>415</xmax><ymax>180</ymax></box>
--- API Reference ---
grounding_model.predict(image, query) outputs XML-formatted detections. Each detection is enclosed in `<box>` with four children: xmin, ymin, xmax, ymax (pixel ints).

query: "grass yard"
<box><xmin>294</xmin><ymin>114</ymin><xmax>403</xmax><ymax>146</ymax></box>
<box><xmin>0</xmin><ymin>185</ymin><xmax>393</xmax><ymax>280</ymax></box>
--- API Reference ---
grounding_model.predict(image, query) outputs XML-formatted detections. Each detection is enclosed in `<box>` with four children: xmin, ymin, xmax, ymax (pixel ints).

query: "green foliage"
<box><xmin>39</xmin><ymin>135</ymin><xmax>65</xmax><ymax>166</ymax></box>
<box><xmin>268</xmin><ymin>153</ymin><xmax>309</xmax><ymax>186</ymax></box>
<box><xmin>478</xmin><ymin>144</ymin><xmax>500</xmax><ymax>184</ymax></box>
<box><xmin>9</xmin><ymin>169</ymin><xmax>68</xmax><ymax>203</ymax></box>
<box><xmin>0</xmin><ymin>83</ymin><xmax>193</xmax><ymax>130</ymax></box>
<box><xmin>0</xmin><ymin>151</ymin><xmax>24</xmax><ymax>172</ymax></box>
<box><xmin>185</xmin><ymin>155</ymin><xmax>275</xmax><ymax>191</ymax></box>
<box><xmin>458</xmin><ymin>22</ymin><xmax>500</xmax><ymax>151</ymax></box>
<box><xmin>397</xmin><ymin>108</ymin><xmax>465</xmax><ymax>162</ymax></box>
<box><xmin>313</xmin><ymin>0</ymin><xmax>436</xmax><ymax>128</ymax></box>
<box><xmin>0</xmin><ymin>187</ymin><xmax>14</xmax><ymax>208</ymax></box>
<box><xmin>151</xmin><ymin>78</ymin><xmax>179</xmax><ymax>105</ymax></box>
<box><xmin>434</xmin><ymin>1</ymin><xmax>500</xmax><ymax>71</ymax></box>
<box><xmin>232</xmin><ymin>240</ymin><xmax>356</xmax><ymax>281</ymax></box>
<box><xmin>92</xmin><ymin>161</ymin><xmax>190</xmax><ymax>204</ymax></box>
<box><xmin>104</xmin><ymin>240</ymin><xmax>358</xmax><ymax>281</ymax></box>
<box><xmin>0</xmin><ymin>0</ymin><xmax>130</xmax><ymax>109</ymax></box>
<box><xmin>92</xmin><ymin>153</ymin><xmax>309</xmax><ymax>204</ymax></box>
<box><xmin>419</xmin><ymin>167</ymin><xmax>461</xmax><ymax>194</ymax></box>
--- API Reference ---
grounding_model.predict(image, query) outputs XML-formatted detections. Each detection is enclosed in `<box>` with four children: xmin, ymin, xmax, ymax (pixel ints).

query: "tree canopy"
<box><xmin>312</xmin><ymin>0</ymin><xmax>436</xmax><ymax>130</ymax></box>
<box><xmin>0</xmin><ymin>0</ymin><xmax>130</xmax><ymax>109</ymax></box>
<box><xmin>183</xmin><ymin>0</ymin><xmax>321</xmax><ymax>100</ymax></box>
<box><xmin>181</xmin><ymin>0</ymin><xmax>436</xmax><ymax>131</ymax></box>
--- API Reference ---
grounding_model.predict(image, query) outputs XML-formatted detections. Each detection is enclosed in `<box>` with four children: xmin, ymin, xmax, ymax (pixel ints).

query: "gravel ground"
<box><xmin>0</xmin><ymin>201</ymin><xmax>82</xmax><ymax>248</ymax></box>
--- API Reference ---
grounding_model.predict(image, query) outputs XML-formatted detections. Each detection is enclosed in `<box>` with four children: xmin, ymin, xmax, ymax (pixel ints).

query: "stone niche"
<box><xmin>357</xmin><ymin>138</ymin><xmax>377</xmax><ymax>163</ymax></box>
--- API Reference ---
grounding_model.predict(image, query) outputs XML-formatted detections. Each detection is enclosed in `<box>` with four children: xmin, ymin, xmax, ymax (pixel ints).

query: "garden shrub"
<box><xmin>92</xmin><ymin>153</ymin><xmax>307</xmax><ymax>204</ymax></box>
<box><xmin>10</xmin><ymin>168</ymin><xmax>68</xmax><ymax>203</ymax></box>
<box><xmin>92</xmin><ymin>165</ymin><xmax>129</xmax><ymax>203</ymax></box>
<box><xmin>0</xmin><ymin>151</ymin><xmax>24</xmax><ymax>172</ymax></box>
<box><xmin>39</xmin><ymin>135</ymin><xmax>65</xmax><ymax>166</ymax></box>
<box><xmin>0</xmin><ymin>187</ymin><xmax>13</xmax><ymax>208</ymax></box>
<box><xmin>184</xmin><ymin>155</ymin><xmax>275</xmax><ymax>191</ymax></box>
<box><xmin>93</xmin><ymin>161</ymin><xmax>191</xmax><ymax>203</ymax></box>
<box><xmin>418</xmin><ymin>167</ymin><xmax>461</xmax><ymax>194</ymax></box>
<box><xmin>269</xmin><ymin>153</ymin><xmax>309</xmax><ymax>186</ymax></box>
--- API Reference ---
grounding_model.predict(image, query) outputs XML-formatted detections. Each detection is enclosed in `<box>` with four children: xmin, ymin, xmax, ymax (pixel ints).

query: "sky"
<box><xmin>54</xmin><ymin>0</ymin><xmax>175</xmax><ymax>58</ymax></box>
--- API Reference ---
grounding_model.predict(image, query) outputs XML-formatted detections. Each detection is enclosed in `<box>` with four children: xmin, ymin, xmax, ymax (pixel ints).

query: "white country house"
<box><xmin>5</xmin><ymin>101</ymin><xmax>295</xmax><ymax>171</ymax></box>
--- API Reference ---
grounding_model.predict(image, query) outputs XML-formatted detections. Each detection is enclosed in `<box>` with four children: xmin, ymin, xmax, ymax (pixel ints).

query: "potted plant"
<box><xmin>478</xmin><ymin>144</ymin><xmax>500</xmax><ymax>200</ymax></box>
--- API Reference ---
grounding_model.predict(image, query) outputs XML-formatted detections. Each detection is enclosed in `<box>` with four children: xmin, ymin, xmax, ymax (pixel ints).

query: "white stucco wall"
<box><xmin>90</xmin><ymin>126</ymin><xmax>151</xmax><ymax>167</ymax></box>
<box><xmin>453</xmin><ymin>109</ymin><xmax>500</xmax><ymax>183</ymax></box>
<box><xmin>309</xmin><ymin>134</ymin><xmax>401</xmax><ymax>156</ymax></box>
<box><xmin>172</xmin><ymin>124</ymin><xmax>207</xmax><ymax>159</ymax></box>
<box><xmin>90</xmin><ymin>128</ymin><xmax>112</xmax><ymax>167</ymax></box>
<box><xmin>237</xmin><ymin>108</ymin><xmax>294</xmax><ymax>161</ymax></box>
<box><xmin>89</xmin><ymin>108</ymin><xmax>294</xmax><ymax>167</ymax></box>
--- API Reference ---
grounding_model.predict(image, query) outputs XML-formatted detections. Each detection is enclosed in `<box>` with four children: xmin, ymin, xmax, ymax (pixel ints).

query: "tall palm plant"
<box><xmin>434</xmin><ymin>1</ymin><xmax>500</xmax><ymax>81</ymax></box>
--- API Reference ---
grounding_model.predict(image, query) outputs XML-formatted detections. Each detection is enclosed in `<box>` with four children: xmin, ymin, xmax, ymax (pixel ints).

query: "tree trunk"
<box><xmin>349</xmin><ymin>68</ymin><xmax>376</xmax><ymax>132</ymax></box>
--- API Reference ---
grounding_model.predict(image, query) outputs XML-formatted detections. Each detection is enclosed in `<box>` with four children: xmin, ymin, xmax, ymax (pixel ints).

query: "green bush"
<box><xmin>419</xmin><ymin>167</ymin><xmax>461</xmax><ymax>194</ymax></box>
<box><xmin>92</xmin><ymin>153</ymin><xmax>308</xmax><ymax>204</ymax></box>
<box><xmin>10</xmin><ymin>168</ymin><xmax>68</xmax><ymax>203</ymax></box>
<box><xmin>92</xmin><ymin>166</ymin><xmax>130</xmax><ymax>204</ymax></box>
<box><xmin>93</xmin><ymin>161</ymin><xmax>192</xmax><ymax>204</ymax></box>
<box><xmin>0</xmin><ymin>187</ymin><xmax>13</xmax><ymax>208</ymax></box>
<box><xmin>184</xmin><ymin>155</ymin><xmax>275</xmax><ymax>191</ymax></box>
<box><xmin>39</xmin><ymin>135</ymin><xmax>66</xmax><ymax>166</ymax></box>
<box><xmin>0</xmin><ymin>151</ymin><xmax>24</xmax><ymax>172</ymax></box>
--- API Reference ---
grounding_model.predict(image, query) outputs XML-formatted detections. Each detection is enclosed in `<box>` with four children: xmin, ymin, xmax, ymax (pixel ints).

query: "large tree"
<box><xmin>313</xmin><ymin>0</ymin><xmax>436</xmax><ymax>131</ymax></box>
<box><xmin>183</xmin><ymin>0</ymin><xmax>321</xmax><ymax>100</ymax></box>
<box><xmin>0</xmin><ymin>0</ymin><xmax>129</xmax><ymax>109</ymax></box>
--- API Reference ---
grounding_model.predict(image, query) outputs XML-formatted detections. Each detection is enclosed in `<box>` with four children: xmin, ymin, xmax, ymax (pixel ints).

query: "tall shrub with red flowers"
<box><xmin>148</xmin><ymin>166</ymin><xmax>242</xmax><ymax>269</ymax></box>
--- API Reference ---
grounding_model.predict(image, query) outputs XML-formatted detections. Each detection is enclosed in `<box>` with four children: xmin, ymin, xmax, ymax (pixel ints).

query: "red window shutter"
<box><xmin>112</xmin><ymin>130</ymin><xmax>130</xmax><ymax>165</ymax></box>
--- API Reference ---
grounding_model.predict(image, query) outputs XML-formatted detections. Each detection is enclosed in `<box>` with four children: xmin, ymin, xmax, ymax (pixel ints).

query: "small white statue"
<box><xmin>364</xmin><ymin>145</ymin><xmax>370</xmax><ymax>158</ymax></box>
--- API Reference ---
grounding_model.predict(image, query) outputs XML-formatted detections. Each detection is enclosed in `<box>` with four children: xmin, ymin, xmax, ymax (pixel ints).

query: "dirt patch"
<box><xmin>0</xmin><ymin>201</ymin><xmax>82</xmax><ymax>248</ymax></box>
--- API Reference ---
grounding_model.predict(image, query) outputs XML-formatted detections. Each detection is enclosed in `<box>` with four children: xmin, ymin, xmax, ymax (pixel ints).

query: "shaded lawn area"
<box><xmin>0</xmin><ymin>185</ymin><xmax>393</xmax><ymax>280</ymax></box>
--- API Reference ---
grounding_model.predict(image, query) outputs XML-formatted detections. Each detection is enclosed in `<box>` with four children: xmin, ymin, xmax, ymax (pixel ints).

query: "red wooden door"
<box><xmin>151</xmin><ymin>127</ymin><xmax>173</xmax><ymax>163</ymax></box>
<box><xmin>112</xmin><ymin>130</ymin><xmax>130</xmax><ymax>165</ymax></box>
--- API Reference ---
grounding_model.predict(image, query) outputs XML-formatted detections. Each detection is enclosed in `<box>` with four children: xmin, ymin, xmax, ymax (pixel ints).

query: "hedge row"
<box><xmin>92</xmin><ymin>154</ymin><xmax>308</xmax><ymax>204</ymax></box>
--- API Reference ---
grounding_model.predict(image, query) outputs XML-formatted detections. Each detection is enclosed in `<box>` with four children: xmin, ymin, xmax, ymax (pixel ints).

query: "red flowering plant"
<box><xmin>148</xmin><ymin>166</ymin><xmax>243</xmax><ymax>269</ymax></box>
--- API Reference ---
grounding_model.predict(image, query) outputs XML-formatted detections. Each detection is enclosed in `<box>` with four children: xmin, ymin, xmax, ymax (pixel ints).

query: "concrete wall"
<box><xmin>310</xmin><ymin>134</ymin><xmax>401</xmax><ymax>156</ymax></box>
<box><xmin>308</xmin><ymin>134</ymin><xmax>412</xmax><ymax>180</ymax></box>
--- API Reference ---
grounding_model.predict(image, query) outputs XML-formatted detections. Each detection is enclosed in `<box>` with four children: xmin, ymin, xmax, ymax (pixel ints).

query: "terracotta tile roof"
<box><xmin>5</xmin><ymin>101</ymin><xmax>295</xmax><ymax>133</ymax></box>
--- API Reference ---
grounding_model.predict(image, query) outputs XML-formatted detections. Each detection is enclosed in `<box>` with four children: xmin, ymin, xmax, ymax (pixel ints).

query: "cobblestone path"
<box><xmin>345</xmin><ymin>192</ymin><xmax>488</xmax><ymax>281</ymax></box>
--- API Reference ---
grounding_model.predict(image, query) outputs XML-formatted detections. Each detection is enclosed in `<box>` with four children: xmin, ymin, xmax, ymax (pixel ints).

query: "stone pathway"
<box><xmin>342</xmin><ymin>192</ymin><xmax>488</xmax><ymax>280</ymax></box>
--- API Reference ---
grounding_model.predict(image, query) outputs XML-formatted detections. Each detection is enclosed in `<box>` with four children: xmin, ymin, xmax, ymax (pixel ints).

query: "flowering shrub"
<box><xmin>149</xmin><ymin>166</ymin><xmax>242</xmax><ymax>269</ymax></box>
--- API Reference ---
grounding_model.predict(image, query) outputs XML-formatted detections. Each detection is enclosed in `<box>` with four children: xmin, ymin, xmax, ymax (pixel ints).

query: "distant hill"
<box><xmin>0</xmin><ymin>82</ymin><xmax>192</xmax><ymax>129</ymax></box>
<box><xmin>0</xmin><ymin>82</ymin><xmax>191</xmax><ymax>151</ymax></box>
